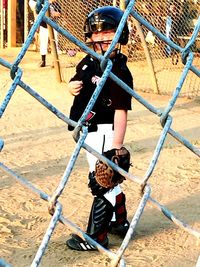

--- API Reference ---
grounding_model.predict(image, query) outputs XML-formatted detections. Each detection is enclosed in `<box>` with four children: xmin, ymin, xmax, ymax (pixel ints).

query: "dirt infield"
<box><xmin>0</xmin><ymin>48</ymin><xmax>200</xmax><ymax>267</ymax></box>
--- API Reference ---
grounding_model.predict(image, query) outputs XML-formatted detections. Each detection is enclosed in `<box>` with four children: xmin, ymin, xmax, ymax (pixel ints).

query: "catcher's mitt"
<box><xmin>95</xmin><ymin>147</ymin><xmax>131</xmax><ymax>189</ymax></box>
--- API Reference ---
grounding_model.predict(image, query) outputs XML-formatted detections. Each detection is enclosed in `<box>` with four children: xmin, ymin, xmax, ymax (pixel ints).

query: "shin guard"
<box><xmin>115</xmin><ymin>192</ymin><xmax>128</xmax><ymax>225</ymax></box>
<box><xmin>86</xmin><ymin>196</ymin><xmax>113</xmax><ymax>244</ymax></box>
<box><xmin>109</xmin><ymin>192</ymin><xmax>129</xmax><ymax>237</ymax></box>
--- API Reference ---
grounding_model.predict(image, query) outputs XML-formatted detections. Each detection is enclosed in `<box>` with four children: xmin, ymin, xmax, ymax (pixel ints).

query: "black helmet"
<box><xmin>84</xmin><ymin>6</ymin><xmax>129</xmax><ymax>45</ymax></box>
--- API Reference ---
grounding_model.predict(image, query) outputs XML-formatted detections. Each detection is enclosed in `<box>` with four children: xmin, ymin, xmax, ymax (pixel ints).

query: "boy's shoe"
<box><xmin>66</xmin><ymin>233</ymin><xmax>108</xmax><ymax>251</ymax></box>
<box><xmin>39</xmin><ymin>61</ymin><xmax>46</xmax><ymax>67</ymax></box>
<box><xmin>109</xmin><ymin>220</ymin><xmax>130</xmax><ymax>237</ymax></box>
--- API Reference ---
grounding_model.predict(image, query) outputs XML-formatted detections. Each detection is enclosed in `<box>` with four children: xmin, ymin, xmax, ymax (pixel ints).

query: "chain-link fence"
<box><xmin>128</xmin><ymin>0</ymin><xmax>200</xmax><ymax>97</ymax></box>
<box><xmin>2</xmin><ymin>0</ymin><xmax>200</xmax><ymax>97</ymax></box>
<box><xmin>47</xmin><ymin>0</ymin><xmax>199</xmax><ymax>98</ymax></box>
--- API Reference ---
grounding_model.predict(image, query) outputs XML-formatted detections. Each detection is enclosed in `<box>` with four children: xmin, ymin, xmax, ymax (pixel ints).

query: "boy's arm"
<box><xmin>112</xmin><ymin>109</ymin><xmax>127</xmax><ymax>149</ymax></box>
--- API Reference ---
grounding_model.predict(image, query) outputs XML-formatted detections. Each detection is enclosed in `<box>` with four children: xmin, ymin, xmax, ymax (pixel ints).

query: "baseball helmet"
<box><xmin>84</xmin><ymin>6</ymin><xmax>129</xmax><ymax>45</ymax></box>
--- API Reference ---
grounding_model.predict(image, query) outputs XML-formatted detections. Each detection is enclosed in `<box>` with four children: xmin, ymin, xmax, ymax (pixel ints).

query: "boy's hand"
<box><xmin>68</xmin><ymin>81</ymin><xmax>83</xmax><ymax>96</ymax></box>
<box><xmin>95</xmin><ymin>147</ymin><xmax>131</xmax><ymax>189</ymax></box>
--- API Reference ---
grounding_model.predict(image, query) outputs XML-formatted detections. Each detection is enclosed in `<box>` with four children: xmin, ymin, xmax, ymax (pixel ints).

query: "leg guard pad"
<box><xmin>115</xmin><ymin>192</ymin><xmax>127</xmax><ymax>224</ymax></box>
<box><xmin>86</xmin><ymin>196</ymin><xmax>113</xmax><ymax>243</ymax></box>
<box><xmin>109</xmin><ymin>192</ymin><xmax>129</xmax><ymax>237</ymax></box>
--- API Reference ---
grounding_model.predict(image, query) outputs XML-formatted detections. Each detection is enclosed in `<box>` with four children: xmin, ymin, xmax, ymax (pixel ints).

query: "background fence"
<box><xmin>48</xmin><ymin>0</ymin><xmax>200</xmax><ymax>98</ymax></box>
<box><xmin>1</xmin><ymin>0</ymin><xmax>200</xmax><ymax>97</ymax></box>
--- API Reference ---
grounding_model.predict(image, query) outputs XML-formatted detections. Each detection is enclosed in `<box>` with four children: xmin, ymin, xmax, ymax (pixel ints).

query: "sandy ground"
<box><xmin>0</xmin><ymin>48</ymin><xmax>200</xmax><ymax>267</ymax></box>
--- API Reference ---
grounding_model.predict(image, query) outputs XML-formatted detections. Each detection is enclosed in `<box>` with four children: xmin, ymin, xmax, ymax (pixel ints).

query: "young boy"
<box><xmin>67</xmin><ymin>6</ymin><xmax>133</xmax><ymax>251</ymax></box>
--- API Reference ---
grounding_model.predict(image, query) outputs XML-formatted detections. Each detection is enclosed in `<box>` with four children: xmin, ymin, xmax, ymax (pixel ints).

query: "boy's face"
<box><xmin>90</xmin><ymin>29</ymin><xmax>116</xmax><ymax>53</ymax></box>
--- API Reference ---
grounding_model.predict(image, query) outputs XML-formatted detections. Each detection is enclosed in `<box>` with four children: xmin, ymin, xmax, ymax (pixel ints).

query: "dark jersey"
<box><xmin>68</xmin><ymin>53</ymin><xmax>133</xmax><ymax>131</ymax></box>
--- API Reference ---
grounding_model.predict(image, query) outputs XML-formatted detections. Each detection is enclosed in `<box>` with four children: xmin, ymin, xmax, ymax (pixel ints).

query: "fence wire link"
<box><xmin>0</xmin><ymin>0</ymin><xmax>200</xmax><ymax>266</ymax></box>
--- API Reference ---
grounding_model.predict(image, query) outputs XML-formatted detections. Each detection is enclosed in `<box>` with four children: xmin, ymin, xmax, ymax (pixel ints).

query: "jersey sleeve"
<box><xmin>70</xmin><ymin>58</ymin><xmax>86</xmax><ymax>81</ymax></box>
<box><xmin>110</xmin><ymin>67</ymin><xmax>133</xmax><ymax>110</ymax></box>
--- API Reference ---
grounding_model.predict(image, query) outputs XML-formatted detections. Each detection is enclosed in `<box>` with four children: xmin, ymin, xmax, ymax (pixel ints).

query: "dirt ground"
<box><xmin>0</xmin><ymin>48</ymin><xmax>200</xmax><ymax>267</ymax></box>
